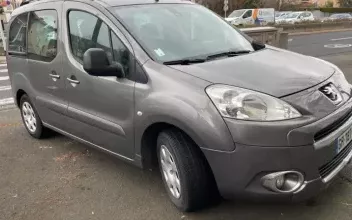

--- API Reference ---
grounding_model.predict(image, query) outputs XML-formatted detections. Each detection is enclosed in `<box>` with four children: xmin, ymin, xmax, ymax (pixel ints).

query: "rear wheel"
<box><xmin>157</xmin><ymin>129</ymin><xmax>216</xmax><ymax>211</ymax></box>
<box><xmin>20</xmin><ymin>94</ymin><xmax>48</xmax><ymax>139</ymax></box>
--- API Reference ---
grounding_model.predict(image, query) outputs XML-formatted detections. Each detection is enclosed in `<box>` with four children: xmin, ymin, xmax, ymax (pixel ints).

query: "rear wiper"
<box><xmin>163</xmin><ymin>58</ymin><xmax>206</xmax><ymax>65</ymax></box>
<box><xmin>207</xmin><ymin>50</ymin><xmax>251</xmax><ymax>60</ymax></box>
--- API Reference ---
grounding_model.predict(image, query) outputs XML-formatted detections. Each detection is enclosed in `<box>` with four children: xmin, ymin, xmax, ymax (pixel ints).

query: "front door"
<box><xmin>26</xmin><ymin>2</ymin><xmax>69</xmax><ymax>129</ymax></box>
<box><xmin>243</xmin><ymin>10</ymin><xmax>254</xmax><ymax>25</ymax></box>
<box><xmin>62</xmin><ymin>2</ymin><xmax>135</xmax><ymax>158</ymax></box>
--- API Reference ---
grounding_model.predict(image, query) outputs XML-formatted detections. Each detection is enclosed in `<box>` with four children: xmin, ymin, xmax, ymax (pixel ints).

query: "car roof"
<box><xmin>101</xmin><ymin>0</ymin><xmax>194</xmax><ymax>6</ymax></box>
<box><xmin>20</xmin><ymin>0</ymin><xmax>194</xmax><ymax>7</ymax></box>
<box><xmin>11</xmin><ymin>0</ymin><xmax>194</xmax><ymax>17</ymax></box>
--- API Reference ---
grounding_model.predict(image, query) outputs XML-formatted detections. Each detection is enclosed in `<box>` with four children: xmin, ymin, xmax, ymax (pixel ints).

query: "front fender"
<box><xmin>134</xmin><ymin>85</ymin><xmax>235</xmax><ymax>156</ymax></box>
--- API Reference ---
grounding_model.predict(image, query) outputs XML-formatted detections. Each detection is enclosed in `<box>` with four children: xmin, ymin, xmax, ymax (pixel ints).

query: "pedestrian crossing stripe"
<box><xmin>0</xmin><ymin>69</ymin><xmax>7</xmax><ymax>73</ymax></box>
<box><xmin>0</xmin><ymin>98</ymin><xmax>14</xmax><ymax>106</ymax></box>
<box><xmin>0</xmin><ymin>86</ymin><xmax>11</xmax><ymax>91</ymax></box>
<box><xmin>0</xmin><ymin>76</ymin><xmax>9</xmax><ymax>81</ymax></box>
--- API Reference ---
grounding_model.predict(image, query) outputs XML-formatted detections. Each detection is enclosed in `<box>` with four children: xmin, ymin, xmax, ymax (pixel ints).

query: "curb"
<box><xmin>289</xmin><ymin>28</ymin><xmax>352</xmax><ymax>36</ymax></box>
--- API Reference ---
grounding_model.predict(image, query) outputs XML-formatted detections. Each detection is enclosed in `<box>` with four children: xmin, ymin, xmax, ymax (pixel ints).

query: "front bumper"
<box><xmin>203</xmin><ymin>96</ymin><xmax>352</xmax><ymax>201</ymax></box>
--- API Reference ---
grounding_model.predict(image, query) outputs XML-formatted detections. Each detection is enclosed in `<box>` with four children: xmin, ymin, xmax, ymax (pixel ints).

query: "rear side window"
<box><xmin>9</xmin><ymin>13</ymin><xmax>28</xmax><ymax>53</ymax></box>
<box><xmin>28</xmin><ymin>10</ymin><xmax>58</xmax><ymax>62</ymax></box>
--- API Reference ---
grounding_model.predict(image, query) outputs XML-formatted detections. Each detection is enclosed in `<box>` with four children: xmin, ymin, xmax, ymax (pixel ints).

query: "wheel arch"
<box><xmin>139</xmin><ymin>118</ymin><xmax>211</xmax><ymax>172</ymax></box>
<box><xmin>139</xmin><ymin>120</ymin><xmax>220</xmax><ymax>195</ymax></box>
<box><xmin>16</xmin><ymin>89</ymin><xmax>27</xmax><ymax>108</ymax></box>
<box><xmin>137</xmin><ymin>114</ymin><xmax>206</xmax><ymax>167</ymax></box>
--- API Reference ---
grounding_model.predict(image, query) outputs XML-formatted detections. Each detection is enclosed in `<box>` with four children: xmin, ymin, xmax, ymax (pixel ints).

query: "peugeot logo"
<box><xmin>320</xmin><ymin>83</ymin><xmax>343</xmax><ymax>105</ymax></box>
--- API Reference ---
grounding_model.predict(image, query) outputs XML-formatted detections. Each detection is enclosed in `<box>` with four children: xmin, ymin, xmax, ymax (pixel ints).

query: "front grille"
<box><xmin>318</xmin><ymin>143</ymin><xmax>352</xmax><ymax>179</ymax></box>
<box><xmin>314</xmin><ymin>109</ymin><xmax>352</xmax><ymax>142</ymax></box>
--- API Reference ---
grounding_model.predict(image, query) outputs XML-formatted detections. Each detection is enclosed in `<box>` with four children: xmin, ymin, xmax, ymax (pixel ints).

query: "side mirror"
<box><xmin>252</xmin><ymin>41</ymin><xmax>265</xmax><ymax>50</ymax></box>
<box><xmin>83</xmin><ymin>48</ymin><xmax>125</xmax><ymax>78</ymax></box>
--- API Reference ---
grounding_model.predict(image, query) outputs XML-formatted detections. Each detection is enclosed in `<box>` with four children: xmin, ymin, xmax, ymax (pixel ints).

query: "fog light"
<box><xmin>261</xmin><ymin>171</ymin><xmax>304</xmax><ymax>193</ymax></box>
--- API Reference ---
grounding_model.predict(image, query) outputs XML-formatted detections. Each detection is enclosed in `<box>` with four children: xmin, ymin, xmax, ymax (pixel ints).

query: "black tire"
<box><xmin>20</xmin><ymin>94</ymin><xmax>48</xmax><ymax>139</ymax></box>
<box><xmin>157</xmin><ymin>128</ymin><xmax>217</xmax><ymax>212</ymax></box>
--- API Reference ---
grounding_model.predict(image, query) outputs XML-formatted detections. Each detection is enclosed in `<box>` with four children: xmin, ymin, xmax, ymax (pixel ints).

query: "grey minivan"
<box><xmin>7</xmin><ymin>0</ymin><xmax>352</xmax><ymax>212</ymax></box>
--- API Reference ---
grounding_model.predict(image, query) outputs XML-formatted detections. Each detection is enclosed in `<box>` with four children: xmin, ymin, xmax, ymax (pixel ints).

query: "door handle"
<box><xmin>49</xmin><ymin>73</ymin><xmax>60</xmax><ymax>79</ymax></box>
<box><xmin>67</xmin><ymin>77</ymin><xmax>80</xmax><ymax>85</ymax></box>
<box><xmin>49</xmin><ymin>71</ymin><xmax>60</xmax><ymax>80</ymax></box>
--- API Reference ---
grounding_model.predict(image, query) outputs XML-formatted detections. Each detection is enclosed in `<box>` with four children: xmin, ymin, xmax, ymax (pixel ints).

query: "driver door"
<box><xmin>62</xmin><ymin>1</ymin><xmax>136</xmax><ymax>158</ymax></box>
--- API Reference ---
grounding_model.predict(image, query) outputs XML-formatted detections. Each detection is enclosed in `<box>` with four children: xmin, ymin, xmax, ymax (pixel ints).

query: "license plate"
<box><xmin>337</xmin><ymin>126</ymin><xmax>352</xmax><ymax>153</ymax></box>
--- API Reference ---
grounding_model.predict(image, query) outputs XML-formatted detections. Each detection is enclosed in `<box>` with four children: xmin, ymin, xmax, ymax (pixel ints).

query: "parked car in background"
<box><xmin>225</xmin><ymin>8</ymin><xmax>275</xmax><ymax>26</ymax></box>
<box><xmin>276</xmin><ymin>11</ymin><xmax>314</xmax><ymax>24</ymax></box>
<box><xmin>321</xmin><ymin>13</ymin><xmax>352</xmax><ymax>22</ymax></box>
<box><xmin>275</xmin><ymin>11</ymin><xmax>292</xmax><ymax>19</ymax></box>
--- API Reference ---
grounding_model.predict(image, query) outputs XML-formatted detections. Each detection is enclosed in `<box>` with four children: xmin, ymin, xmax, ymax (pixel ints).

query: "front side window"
<box><xmin>28</xmin><ymin>10</ymin><xmax>58</xmax><ymax>61</ymax></box>
<box><xmin>9</xmin><ymin>13</ymin><xmax>28</xmax><ymax>53</ymax></box>
<box><xmin>68</xmin><ymin>10</ymin><xmax>114</xmax><ymax>63</ymax></box>
<box><xmin>303</xmin><ymin>12</ymin><xmax>310</xmax><ymax>18</ymax></box>
<box><xmin>243</xmin><ymin>10</ymin><xmax>252</xmax><ymax>18</ymax></box>
<box><xmin>68</xmin><ymin>10</ymin><xmax>131</xmax><ymax>76</ymax></box>
<box><xmin>114</xmin><ymin>4</ymin><xmax>254</xmax><ymax>63</ymax></box>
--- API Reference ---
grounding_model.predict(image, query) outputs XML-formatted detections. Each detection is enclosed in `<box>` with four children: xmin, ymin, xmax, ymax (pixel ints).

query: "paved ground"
<box><xmin>2</xmin><ymin>109</ymin><xmax>352</xmax><ymax>220</ymax></box>
<box><xmin>289</xmin><ymin>30</ymin><xmax>352</xmax><ymax>57</ymax></box>
<box><xmin>2</xmin><ymin>31</ymin><xmax>352</xmax><ymax>219</ymax></box>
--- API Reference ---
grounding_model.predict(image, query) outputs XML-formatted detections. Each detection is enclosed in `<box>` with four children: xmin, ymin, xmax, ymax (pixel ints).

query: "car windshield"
<box><xmin>285</xmin><ymin>12</ymin><xmax>300</xmax><ymax>19</ymax></box>
<box><xmin>228</xmin><ymin>9</ymin><xmax>246</xmax><ymax>18</ymax></box>
<box><xmin>114</xmin><ymin>5</ymin><xmax>254</xmax><ymax>63</ymax></box>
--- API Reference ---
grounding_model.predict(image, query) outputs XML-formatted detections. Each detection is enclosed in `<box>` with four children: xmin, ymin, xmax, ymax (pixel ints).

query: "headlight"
<box><xmin>206</xmin><ymin>85</ymin><xmax>302</xmax><ymax>121</ymax></box>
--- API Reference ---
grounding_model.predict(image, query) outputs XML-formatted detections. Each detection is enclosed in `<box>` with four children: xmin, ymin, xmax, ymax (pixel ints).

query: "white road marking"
<box><xmin>0</xmin><ymin>86</ymin><xmax>11</xmax><ymax>91</ymax></box>
<box><xmin>288</xmin><ymin>39</ymin><xmax>293</xmax><ymax>42</ymax></box>
<box><xmin>0</xmin><ymin>64</ymin><xmax>7</xmax><ymax>67</ymax></box>
<box><xmin>0</xmin><ymin>76</ymin><xmax>9</xmax><ymax>81</ymax></box>
<box><xmin>0</xmin><ymin>69</ymin><xmax>8</xmax><ymax>73</ymax></box>
<box><xmin>331</xmin><ymin>37</ymin><xmax>352</xmax><ymax>41</ymax></box>
<box><xmin>0</xmin><ymin>98</ymin><xmax>14</xmax><ymax>105</ymax></box>
<box><xmin>324</xmin><ymin>44</ymin><xmax>352</xmax><ymax>48</ymax></box>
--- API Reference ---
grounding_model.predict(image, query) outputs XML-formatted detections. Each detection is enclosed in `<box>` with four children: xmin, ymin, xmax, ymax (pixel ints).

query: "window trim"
<box><xmin>8</xmin><ymin>12</ymin><xmax>29</xmax><ymax>56</ymax></box>
<box><xmin>27</xmin><ymin>9</ymin><xmax>59</xmax><ymax>62</ymax></box>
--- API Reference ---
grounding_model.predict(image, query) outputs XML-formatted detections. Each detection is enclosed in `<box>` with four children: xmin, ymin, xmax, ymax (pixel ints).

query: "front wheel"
<box><xmin>157</xmin><ymin>129</ymin><xmax>216</xmax><ymax>211</ymax></box>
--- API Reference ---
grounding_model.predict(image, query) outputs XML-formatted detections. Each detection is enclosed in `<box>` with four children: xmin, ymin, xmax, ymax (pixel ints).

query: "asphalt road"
<box><xmin>289</xmin><ymin>30</ymin><xmax>352</xmax><ymax>57</ymax></box>
<box><xmin>1</xmin><ymin>109</ymin><xmax>352</xmax><ymax>220</ymax></box>
<box><xmin>2</xmin><ymin>31</ymin><xmax>352</xmax><ymax>220</ymax></box>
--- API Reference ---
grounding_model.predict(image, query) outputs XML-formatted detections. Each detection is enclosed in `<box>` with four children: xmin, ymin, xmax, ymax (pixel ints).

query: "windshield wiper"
<box><xmin>207</xmin><ymin>50</ymin><xmax>251</xmax><ymax>60</ymax></box>
<box><xmin>163</xmin><ymin>58</ymin><xmax>206</xmax><ymax>65</ymax></box>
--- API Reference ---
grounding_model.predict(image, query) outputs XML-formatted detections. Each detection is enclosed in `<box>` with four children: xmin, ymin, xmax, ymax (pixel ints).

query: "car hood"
<box><xmin>170</xmin><ymin>48</ymin><xmax>335</xmax><ymax>97</ymax></box>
